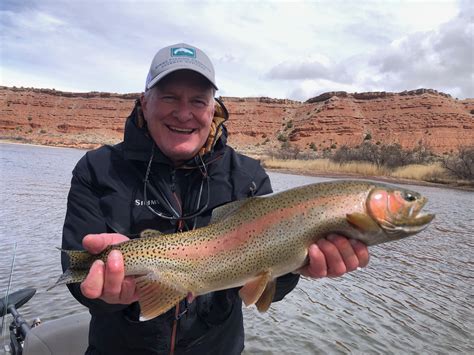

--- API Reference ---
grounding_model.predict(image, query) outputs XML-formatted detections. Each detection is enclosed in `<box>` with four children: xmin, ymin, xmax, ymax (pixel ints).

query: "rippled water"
<box><xmin>1</xmin><ymin>143</ymin><xmax>473</xmax><ymax>354</ymax></box>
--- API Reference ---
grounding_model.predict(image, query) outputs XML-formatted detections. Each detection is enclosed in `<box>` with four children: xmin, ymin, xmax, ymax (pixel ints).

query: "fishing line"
<box><xmin>1</xmin><ymin>242</ymin><xmax>17</xmax><ymax>346</ymax></box>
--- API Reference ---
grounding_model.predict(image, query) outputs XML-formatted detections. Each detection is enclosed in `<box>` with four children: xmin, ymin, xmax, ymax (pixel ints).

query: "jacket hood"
<box><xmin>122</xmin><ymin>98</ymin><xmax>229</xmax><ymax>166</ymax></box>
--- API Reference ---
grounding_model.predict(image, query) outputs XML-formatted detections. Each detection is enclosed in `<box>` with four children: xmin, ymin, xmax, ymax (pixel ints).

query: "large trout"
<box><xmin>54</xmin><ymin>180</ymin><xmax>434</xmax><ymax>320</ymax></box>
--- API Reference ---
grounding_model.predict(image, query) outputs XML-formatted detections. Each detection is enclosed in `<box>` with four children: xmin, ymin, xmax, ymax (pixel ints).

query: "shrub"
<box><xmin>331</xmin><ymin>142</ymin><xmax>435</xmax><ymax>169</ymax></box>
<box><xmin>441</xmin><ymin>147</ymin><xmax>474</xmax><ymax>181</ymax></box>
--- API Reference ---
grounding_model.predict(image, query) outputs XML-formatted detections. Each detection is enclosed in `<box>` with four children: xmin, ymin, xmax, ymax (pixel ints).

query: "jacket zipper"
<box><xmin>170</xmin><ymin>168</ymin><xmax>184</xmax><ymax>355</ymax></box>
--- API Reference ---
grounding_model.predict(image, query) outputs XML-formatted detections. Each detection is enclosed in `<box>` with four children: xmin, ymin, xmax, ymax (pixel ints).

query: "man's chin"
<box><xmin>165</xmin><ymin>148</ymin><xmax>200</xmax><ymax>165</ymax></box>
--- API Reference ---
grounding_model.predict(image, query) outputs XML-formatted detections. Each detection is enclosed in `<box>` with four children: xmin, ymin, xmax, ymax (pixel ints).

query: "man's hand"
<box><xmin>80</xmin><ymin>233</ymin><xmax>139</xmax><ymax>305</ymax></box>
<box><xmin>299</xmin><ymin>234</ymin><xmax>369</xmax><ymax>278</ymax></box>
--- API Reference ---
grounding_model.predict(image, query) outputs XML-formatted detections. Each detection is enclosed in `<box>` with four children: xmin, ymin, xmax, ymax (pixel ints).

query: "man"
<box><xmin>62</xmin><ymin>43</ymin><xmax>369</xmax><ymax>354</ymax></box>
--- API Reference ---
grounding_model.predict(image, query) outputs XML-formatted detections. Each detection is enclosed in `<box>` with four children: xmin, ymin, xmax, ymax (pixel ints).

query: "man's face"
<box><xmin>141</xmin><ymin>71</ymin><xmax>215</xmax><ymax>165</ymax></box>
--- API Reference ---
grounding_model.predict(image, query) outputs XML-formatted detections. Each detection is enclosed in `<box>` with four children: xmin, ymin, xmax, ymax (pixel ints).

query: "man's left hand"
<box><xmin>299</xmin><ymin>234</ymin><xmax>369</xmax><ymax>278</ymax></box>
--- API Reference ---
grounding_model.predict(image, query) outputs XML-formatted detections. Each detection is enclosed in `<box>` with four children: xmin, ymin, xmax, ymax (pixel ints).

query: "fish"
<box><xmin>53</xmin><ymin>180</ymin><xmax>434</xmax><ymax>320</ymax></box>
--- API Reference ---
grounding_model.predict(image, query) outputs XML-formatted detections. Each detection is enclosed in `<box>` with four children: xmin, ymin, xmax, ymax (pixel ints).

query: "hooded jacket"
<box><xmin>61</xmin><ymin>100</ymin><xmax>300</xmax><ymax>354</ymax></box>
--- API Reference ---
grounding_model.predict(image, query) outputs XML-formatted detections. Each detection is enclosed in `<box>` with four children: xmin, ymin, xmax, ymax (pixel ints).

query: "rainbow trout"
<box><xmin>54</xmin><ymin>180</ymin><xmax>434</xmax><ymax>320</ymax></box>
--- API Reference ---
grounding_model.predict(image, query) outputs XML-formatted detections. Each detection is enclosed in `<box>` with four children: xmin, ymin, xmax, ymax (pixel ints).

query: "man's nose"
<box><xmin>172</xmin><ymin>101</ymin><xmax>193</xmax><ymax>121</ymax></box>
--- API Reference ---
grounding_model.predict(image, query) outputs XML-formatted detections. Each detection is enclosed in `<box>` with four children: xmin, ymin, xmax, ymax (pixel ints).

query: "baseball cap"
<box><xmin>145</xmin><ymin>43</ymin><xmax>218</xmax><ymax>91</ymax></box>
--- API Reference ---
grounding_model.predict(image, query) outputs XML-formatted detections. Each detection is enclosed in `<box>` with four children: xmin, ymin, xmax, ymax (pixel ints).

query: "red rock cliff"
<box><xmin>1</xmin><ymin>86</ymin><xmax>472</xmax><ymax>153</ymax></box>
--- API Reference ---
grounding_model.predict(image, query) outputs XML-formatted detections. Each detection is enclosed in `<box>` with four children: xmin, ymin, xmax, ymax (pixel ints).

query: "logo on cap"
<box><xmin>171</xmin><ymin>47</ymin><xmax>196</xmax><ymax>58</ymax></box>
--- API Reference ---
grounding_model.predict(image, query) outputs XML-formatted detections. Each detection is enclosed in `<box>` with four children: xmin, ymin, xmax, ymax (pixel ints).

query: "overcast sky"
<box><xmin>1</xmin><ymin>0</ymin><xmax>473</xmax><ymax>100</ymax></box>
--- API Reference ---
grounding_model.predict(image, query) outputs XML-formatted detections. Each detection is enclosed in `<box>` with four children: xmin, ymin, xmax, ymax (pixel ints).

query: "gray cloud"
<box><xmin>265</xmin><ymin>61</ymin><xmax>330</xmax><ymax>80</ymax></box>
<box><xmin>367</xmin><ymin>7</ymin><xmax>473</xmax><ymax>98</ymax></box>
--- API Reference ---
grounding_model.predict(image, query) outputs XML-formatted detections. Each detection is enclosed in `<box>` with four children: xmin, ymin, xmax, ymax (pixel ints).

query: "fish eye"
<box><xmin>403</xmin><ymin>192</ymin><xmax>417</xmax><ymax>202</ymax></box>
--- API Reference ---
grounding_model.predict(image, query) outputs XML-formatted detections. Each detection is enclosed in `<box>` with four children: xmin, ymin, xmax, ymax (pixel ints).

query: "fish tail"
<box><xmin>47</xmin><ymin>269</ymin><xmax>90</xmax><ymax>290</ymax></box>
<box><xmin>59</xmin><ymin>248</ymin><xmax>96</xmax><ymax>269</ymax></box>
<box><xmin>48</xmin><ymin>249</ymin><xmax>97</xmax><ymax>290</ymax></box>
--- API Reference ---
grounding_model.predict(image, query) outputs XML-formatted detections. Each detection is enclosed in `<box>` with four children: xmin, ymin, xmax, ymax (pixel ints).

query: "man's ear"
<box><xmin>210</xmin><ymin>102</ymin><xmax>215</xmax><ymax>118</ymax></box>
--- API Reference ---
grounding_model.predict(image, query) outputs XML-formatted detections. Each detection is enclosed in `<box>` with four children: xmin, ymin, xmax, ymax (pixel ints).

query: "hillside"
<box><xmin>1</xmin><ymin>86</ymin><xmax>473</xmax><ymax>153</ymax></box>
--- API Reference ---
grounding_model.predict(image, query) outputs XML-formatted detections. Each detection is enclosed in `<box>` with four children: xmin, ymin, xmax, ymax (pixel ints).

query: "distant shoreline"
<box><xmin>0</xmin><ymin>139</ymin><xmax>89</xmax><ymax>151</ymax></box>
<box><xmin>265</xmin><ymin>167</ymin><xmax>474</xmax><ymax>191</ymax></box>
<box><xmin>2</xmin><ymin>139</ymin><xmax>472</xmax><ymax>191</ymax></box>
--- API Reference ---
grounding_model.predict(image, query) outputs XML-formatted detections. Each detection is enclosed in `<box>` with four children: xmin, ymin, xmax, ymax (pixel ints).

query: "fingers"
<box><xmin>351</xmin><ymin>239</ymin><xmax>370</xmax><ymax>268</ymax></box>
<box><xmin>80</xmin><ymin>260</ymin><xmax>105</xmax><ymax>299</ymax></box>
<box><xmin>80</xmin><ymin>233</ymin><xmax>136</xmax><ymax>304</ymax></box>
<box><xmin>299</xmin><ymin>244</ymin><xmax>327</xmax><ymax>278</ymax></box>
<box><xmin>82</xmin><ymin>233</ymin><xmax>129</xmax><ymax>254</ymax></box>
<box><xmin>302</xmin><ymin>235</ymin><xmax>370</xmax><ymax>279</ymax></box>
<box><xmin>102</xmin><ymin>250</ymin><xmax>125</xmax><ymax>301</ymax></box>
<box><xmin>120</xmin><ymin>277</ymin><xmax>139</xmax><ymax>304</ymax></box>
<box><xmin>326</xmin><ymin>235</ymin><xmax>360</xmax><ymax>274</ymax></box>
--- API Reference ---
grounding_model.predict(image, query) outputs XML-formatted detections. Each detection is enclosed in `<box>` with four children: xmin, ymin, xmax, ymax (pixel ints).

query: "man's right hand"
<box><xmin>80</xmin><ymin>233</ymin><xmax>139</xmax><ymax>305</ymax></box>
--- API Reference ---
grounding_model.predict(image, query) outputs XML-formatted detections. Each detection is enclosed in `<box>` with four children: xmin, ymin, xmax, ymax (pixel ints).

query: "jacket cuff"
<box><xmin>273</xmin><ymin>272</ymin><xmax>300</xmax><ymax>302</ymax></box>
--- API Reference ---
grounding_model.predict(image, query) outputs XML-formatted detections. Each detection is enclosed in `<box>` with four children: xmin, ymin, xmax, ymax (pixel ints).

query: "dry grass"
<box><xmin>261</xmin><ymin>158</ymin><xmax>450</xmax><ymax>183</ymax></box>
<box><xmin>391</xmin><ymin>163</ymin><xmax>447</xmax><ymax>181</ymax></box>
<box><xmin>262</xmin><ymin>158</ymin><xmax>389</xmax><ymax>176</ymax></box>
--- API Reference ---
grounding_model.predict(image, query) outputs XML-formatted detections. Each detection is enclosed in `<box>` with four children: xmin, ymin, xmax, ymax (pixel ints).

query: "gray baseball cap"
<box><xmin>145</xmin><ymin>43</ymin><xmax>218</xmax><ymax>91</ymax></box>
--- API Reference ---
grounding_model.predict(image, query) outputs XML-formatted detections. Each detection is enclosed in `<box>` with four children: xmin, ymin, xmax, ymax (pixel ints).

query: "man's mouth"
<box><xmin>167</xmin><ymin>125</ymin><xmax>195</xmax><ymax>134</ymax></box>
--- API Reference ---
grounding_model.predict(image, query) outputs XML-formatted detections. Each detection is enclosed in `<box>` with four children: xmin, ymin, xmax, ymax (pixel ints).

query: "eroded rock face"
<box><xmin>1</xmin><ymin>86</ymin><xmax>473</xmax><ymax>153</ymax></box>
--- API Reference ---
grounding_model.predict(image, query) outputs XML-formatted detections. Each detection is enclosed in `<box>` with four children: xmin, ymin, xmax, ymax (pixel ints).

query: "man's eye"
<box><xmin>193</xmin><ymin>100</ymin><xmax>206</xmax><ymax>107</ymax></box>
<box><xmin>162</xmin><ymin>96</ymin><xmax>176</xmax><ymax>102</ymax></box>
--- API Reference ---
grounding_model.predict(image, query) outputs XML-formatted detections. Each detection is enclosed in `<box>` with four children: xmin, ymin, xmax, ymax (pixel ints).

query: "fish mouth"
<box><xmin>405</xmin><ymin>197</ymin><xmax>435</xmax><ymax>226</ymax></box>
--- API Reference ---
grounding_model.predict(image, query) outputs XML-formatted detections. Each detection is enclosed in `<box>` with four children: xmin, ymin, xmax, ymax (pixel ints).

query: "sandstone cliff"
<box><xmin>1</xmin><ymin>86</ymin><xmax>472</xmax><ymax>153</ymax></box>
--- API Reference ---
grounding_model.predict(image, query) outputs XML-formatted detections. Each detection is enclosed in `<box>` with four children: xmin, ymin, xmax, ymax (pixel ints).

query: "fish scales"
<box><xmin>53</xmin><ymin>180</ymin><xmax>434</xmax><ymax>320</ymax></box>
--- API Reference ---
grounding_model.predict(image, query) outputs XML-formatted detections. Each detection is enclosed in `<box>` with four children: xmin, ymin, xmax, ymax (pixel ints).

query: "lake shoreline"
<box><xmin>265</xmin><ymin>167</ymin><xmax>474</xmax><ymax>191</ymax></box>
<box><xmin>2</xmin><ymin>139</ymin><xmax>472</xmax><ymax>191</ymax></box>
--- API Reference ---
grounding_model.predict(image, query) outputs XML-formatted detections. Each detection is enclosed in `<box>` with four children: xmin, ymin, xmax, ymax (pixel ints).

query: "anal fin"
<box><xmin>239</xmin><ymin>271</ymin><xmax>272</xmax><ymax>307</ymax></box>
<box><xmin>135</xmin><ymin>273</ymin><xmax>186</xmax><ymax>321</ymax></box>
<box><xmin>255</xmin><ymin>279</ymin><xmax>276</xmax><ymax>313</ymax></box>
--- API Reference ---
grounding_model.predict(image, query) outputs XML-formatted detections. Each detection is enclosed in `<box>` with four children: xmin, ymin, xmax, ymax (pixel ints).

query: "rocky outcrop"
<box><xmin>1</xmin><ymin>86</ymin><xmax>473</xmax><ymax>153</ymax></box>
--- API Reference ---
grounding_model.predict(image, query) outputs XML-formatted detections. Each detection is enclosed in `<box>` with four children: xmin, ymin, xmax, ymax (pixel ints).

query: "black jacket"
<box><xmin>62</xmin><ymin>102</ymin><xmax>300</xmax><ymax>354</ymax></box>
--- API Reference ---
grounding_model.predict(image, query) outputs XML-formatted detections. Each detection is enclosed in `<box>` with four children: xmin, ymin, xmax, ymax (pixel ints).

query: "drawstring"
<box><xmin>192</xmin><ymin>154</ymin><xmax>208</xmax><ymax>229</ymax></box>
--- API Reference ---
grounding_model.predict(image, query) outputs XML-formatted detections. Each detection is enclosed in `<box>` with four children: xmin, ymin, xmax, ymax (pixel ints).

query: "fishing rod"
<box><xmin>1</xmin><ymin>242</ymin><xmax>17</xmax><ymax>338</ymax></box>
<box><xmin>0</xmin><ymin>243</ymin><xmax>38</xmax><ymax>355</ymax></box>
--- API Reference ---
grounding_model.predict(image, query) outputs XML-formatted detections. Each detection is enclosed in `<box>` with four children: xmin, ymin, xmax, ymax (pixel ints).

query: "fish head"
<box><xmin>366</xmin><ymin>186</ymin><xmax>435</xmax><ymax>241</ymax></box>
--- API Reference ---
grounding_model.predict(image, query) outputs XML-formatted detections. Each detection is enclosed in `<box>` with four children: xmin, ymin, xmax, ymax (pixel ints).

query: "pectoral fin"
<box><xmin>255</xmin><ymin>279</ymin><xmax>276</xmax><ymax>313</ymax></box>
<box><xmin>346</xmin><ymin>212</ymin><xmax>381</xmax><ymax>233</ymax></box>
<box><xmin>135</xmin><ymin>273</ymin><xmax>186</xmax><ymax>321</ymax></box>
<box><xmin>239</xmin><ymin>271</ymin><xmax>272</xmax><ymax>307</ymax></box>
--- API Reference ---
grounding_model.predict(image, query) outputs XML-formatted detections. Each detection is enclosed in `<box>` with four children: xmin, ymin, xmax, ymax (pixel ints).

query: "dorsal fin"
<box><xmin>140</xmin><ymin>229</ymin><xmax>163</xmax><ymax>238</ymax></box>
<box><xmin>210</xmin><ymin>199</ymin><xmax>250</xmax><ymax>224</ymax></box>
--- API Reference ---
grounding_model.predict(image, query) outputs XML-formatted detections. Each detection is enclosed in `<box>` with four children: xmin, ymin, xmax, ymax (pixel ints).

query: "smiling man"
<box><xmin>61</xmin><ymin>43</ymin><xmax>369</xmax><ymax>355</ymax></box>
<box><xmin>141</xmin><ymin>70</ymin><xmax>216</xmax><ymax>164</ymax></box>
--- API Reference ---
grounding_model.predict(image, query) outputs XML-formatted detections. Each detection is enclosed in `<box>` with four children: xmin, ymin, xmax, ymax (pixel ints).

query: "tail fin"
<box><xmin>60</xmin><ymin>248</ymin><xmax>95</xmax><ymax>269</ymax></box>
<box><xmin>48</xmin><ymin>249</ymin><xmax>96</xmax><ymax>291</ymax></box>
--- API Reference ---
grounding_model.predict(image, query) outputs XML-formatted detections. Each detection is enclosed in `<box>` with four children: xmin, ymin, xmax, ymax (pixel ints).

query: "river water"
<box><xmin>0</xmin><ymin>143</ymin><xmax>473</xmax><ymax>354</ymax></box>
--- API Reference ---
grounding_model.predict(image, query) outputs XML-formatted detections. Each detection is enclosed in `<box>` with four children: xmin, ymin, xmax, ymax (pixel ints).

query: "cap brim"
<box><xmin>146</xmin><ymin>67</ymin><xmax>218</xmax><ymax>91</ymax></box>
